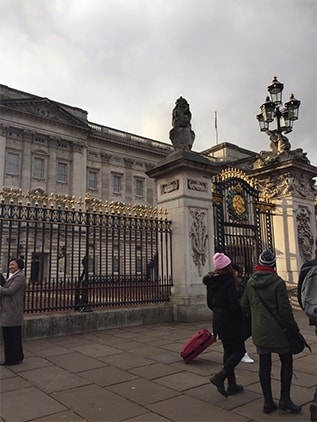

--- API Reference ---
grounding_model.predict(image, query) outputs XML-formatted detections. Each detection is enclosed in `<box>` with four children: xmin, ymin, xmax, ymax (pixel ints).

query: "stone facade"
<box><xmin>0</xmin><ymin>84</ymin><xmax>173</xmax><ymax>206</ymax></box>
<box><xmin>1</xmin><ymin>85</ymin><xmax>316</xmax><ymax>293</ymax></box>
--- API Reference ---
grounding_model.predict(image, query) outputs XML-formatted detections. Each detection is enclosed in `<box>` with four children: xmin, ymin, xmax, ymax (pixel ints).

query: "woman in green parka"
<box><xmin>241</xmin><ymin>249</ymin><xmax>302</xmax><ymax>415</ymax></box>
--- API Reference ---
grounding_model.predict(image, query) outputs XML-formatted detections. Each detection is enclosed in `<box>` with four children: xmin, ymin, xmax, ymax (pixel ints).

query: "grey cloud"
<box><xmin>1</xmin><ymin>0</ymin><xmax>316</xmax><ymax>166</ymax></box>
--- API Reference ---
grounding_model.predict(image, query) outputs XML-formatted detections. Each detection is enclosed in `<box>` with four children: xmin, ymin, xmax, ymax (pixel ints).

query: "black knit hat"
<box><xmin>258</xmin><ymin>249</ymin><xmax>275</xmax><ymax>267</ymax></box>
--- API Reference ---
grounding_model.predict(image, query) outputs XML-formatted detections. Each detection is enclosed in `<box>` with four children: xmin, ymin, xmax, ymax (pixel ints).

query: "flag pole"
<box><xmin>215</xmin><ymin>111</ymin><xmax>219</xmax><ymax>145</ymax></box>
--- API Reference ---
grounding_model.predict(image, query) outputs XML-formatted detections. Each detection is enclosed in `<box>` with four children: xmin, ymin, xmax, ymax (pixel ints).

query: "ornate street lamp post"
<box><xmin>256</xmin><ymin>76</ymin><xmax>301</xmax><ymax>154</ymax></box>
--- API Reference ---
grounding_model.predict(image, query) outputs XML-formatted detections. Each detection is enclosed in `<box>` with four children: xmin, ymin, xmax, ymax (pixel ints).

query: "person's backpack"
<box><xmin>300</xmin><ymin>265</ymin><xmax>317</xmax><ymax>323</ymax></box>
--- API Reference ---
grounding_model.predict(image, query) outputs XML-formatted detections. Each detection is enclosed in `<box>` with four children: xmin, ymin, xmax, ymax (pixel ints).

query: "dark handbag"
<box><xmin>284</xmin><ymin>329</ymin><xmax>307</xmax><ymax>355</ymax></box>
<box><xmin>255</xmin><ymin>291</ymin><xmax>311</xmax><ymax>355</ymax></box>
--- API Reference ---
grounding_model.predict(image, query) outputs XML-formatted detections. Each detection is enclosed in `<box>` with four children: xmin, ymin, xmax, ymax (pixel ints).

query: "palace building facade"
<box><xmin>0</xmin><ymin>84</ymin><xmax>176</xmax><ymax>207</ymax></box>
<box><xmin>0</xmin><ymin>84</ymin><xmax>258</xmax><ymax>205</ymax></box>
<box><xmin>1</xmin><ymin>84</ymin><xmax>316</xmax><ymax>288</ymax></box>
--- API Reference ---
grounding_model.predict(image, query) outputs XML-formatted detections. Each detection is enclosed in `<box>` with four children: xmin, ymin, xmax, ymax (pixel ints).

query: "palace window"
<box><xmin>6</xmin><ymin>152</ymin><xmax>19</xmax><ymax>175</ymax></box>
<box><xmin>113</xmin><ymin>174</ymin><xmax>122</xmax><ymax>194</ymax></box>
<box><xmin>88</xmin><ymin>170</ymin><xmax>97</xmax><ymax>190</ymax></box>
<box><xmin>33</xmin><ymin>157</ymin><xmax>44</xmax><ymax>179</ymax></box>
<box><xmin>57</xmin><ymin>162</ymin><xmax>67</xmax><ymax>183</ymax></box>
<box><xmin>135</xmin><ymin>178</ymin><xmax>144</xmax><ymax>197</ymax></box>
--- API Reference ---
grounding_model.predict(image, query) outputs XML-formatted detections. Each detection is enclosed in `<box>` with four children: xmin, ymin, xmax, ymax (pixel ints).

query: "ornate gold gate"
<box><xmin>212</xmin><ymin>168</ymin><xmax>274</xmax><ymax>278</ymax></box>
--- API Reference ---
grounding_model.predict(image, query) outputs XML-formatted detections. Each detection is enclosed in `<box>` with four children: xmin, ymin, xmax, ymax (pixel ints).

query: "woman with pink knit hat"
<box><xmin>203</xmin><ymin>252</ymin><xmax>245</xmax><ymax>398</ymax></box>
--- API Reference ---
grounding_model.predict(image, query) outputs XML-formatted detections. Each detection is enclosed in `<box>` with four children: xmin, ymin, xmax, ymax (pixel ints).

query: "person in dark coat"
<box><xmin>0</xmin><ymin>258</ymin><xmax>26</xmax><ymax>366</ymax></box>
<box><xmin>298</xmin><ymin>239</ymin><xmax>317</xmax><ymax>421</ymax></box>
<box><xmin>232</xmin><ymin>263</ymin><xmax>254</xmax><ymax>364</ymax></box>
<box><xmin>241</xmin><ymin>249</ymin><xmax>302</xmax><ymax>415</ymax></box>
<box><xmin>203</xmin><ymin>252</ymin><xmax>245</xmax><ymax>398</ymax></box>
<box><xmin>297</xmin><ymin>239</ymin><xmax>317</xmax><ymax>331</ymax></box>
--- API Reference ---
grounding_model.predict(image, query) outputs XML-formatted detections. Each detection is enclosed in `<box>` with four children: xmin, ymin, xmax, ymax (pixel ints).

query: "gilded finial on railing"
<box><xmin>78</xmin><ymin>196</ymin><xmax>83</xmax><ymax>211</ymax></box>
<box><xmin>49</xmin><ymin>193</ymin><xmax>55</xmax><ymax>208</ymax></box>
<box><xmin>0</xmin><ymin>188</ymin><xmax>169</xmax><ymax>220</ymax></box>
<box><xmin>70</xmin><ymin>196</ymin><xmax>76</xmax><ymax>210</ymax></box>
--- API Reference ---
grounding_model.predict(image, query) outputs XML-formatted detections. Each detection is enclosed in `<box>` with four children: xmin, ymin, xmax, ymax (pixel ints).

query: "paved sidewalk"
<box><xmin>0</xmin><ymin>309</ymin><xmax>316</xmax><ymax>422</ymax></box>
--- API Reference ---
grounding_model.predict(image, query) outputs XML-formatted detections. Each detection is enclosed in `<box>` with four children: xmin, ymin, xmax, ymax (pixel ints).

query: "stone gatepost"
<box><xmin>147</xmin><ymin>98</ymin><xmax>218</xmax><ymax>322</ymax></box>
<box><xmin>252</xmin><ymin>147</ymin><xmax>317</xmax><ymax>283</ymax></box>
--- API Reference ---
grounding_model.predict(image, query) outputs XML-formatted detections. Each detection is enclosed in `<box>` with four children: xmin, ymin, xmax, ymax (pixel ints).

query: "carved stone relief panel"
<box><xmin>259</xmin><ymin>173</ymin><xmax>316</xmax><ymax>200</ymax></box>
<box><xmin>296</xmin><ymin>206</ymin><xmax>314</xmax><ymax>262</ymax></box>
<box><xmin>160</xmin><ymin>180</ymin><xmax>179</xmax><ymax>195</ymax></box>
<box><xmin>189</xmin><ymin>208</ymin><xmax>208</xmax><ymax>276</ymax></box>
<box><xmin>187</xmin><ymin>179</ymin><xmax>207</xmax><ymax>192</ymax></box>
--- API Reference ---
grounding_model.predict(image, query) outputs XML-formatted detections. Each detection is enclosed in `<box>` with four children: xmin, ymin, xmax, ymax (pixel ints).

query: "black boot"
<box><xmin>310</xmin><ymin>403</ymin><xmax>317</xmax><ymax>422</ymax></box>
<box><xmin>263</xmin><ymin>401</ymin><xmax>278</xmax><ymax>414</ymax></box>
<box><xmin>226</xmin><ymin>370</ymin><xmax>244</xmax><ymax>395</ymax></box>
<box><xmin>279</xmin><ymin>398</ymin><xmax>302</xmax><ymax>413</ymax></box>
<box><xmin>227</xmin><ymin>383</ymin><xmax>244</xmax><ymax>395</ymax></box>
<box><xmin>210</xmin><ymin>368</ymin><xmax>228</xmax><ymax>398</ymax></box>
<box><xmin>279</xmin><ymin>353</ymin><xmax>301</xmax><ymax>413</ymax></box>
<box><xmin>259</xmin><ymin>354</ymin><xmax>277</xmax><ymax>414</ymax></box>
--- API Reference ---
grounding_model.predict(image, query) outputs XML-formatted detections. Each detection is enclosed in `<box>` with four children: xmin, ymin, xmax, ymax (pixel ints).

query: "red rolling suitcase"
<box><xmin>181</xmin><ymin>329</ymin><xmax>216</xmax><ymax>363</ymax></box>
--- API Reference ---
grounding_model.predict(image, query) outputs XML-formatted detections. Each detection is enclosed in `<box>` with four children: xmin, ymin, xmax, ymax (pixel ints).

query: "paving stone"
<box><xmin>126</xmin><ymin>345</ymin><xmax>162</xmax><ymax>357</ymax></box>
<box><xmin>79</xmin><ymin>365</ymin><xmax>138</xmax><ymax>386</ymax></box>
<box><xmin>0</xmin><ymin>375</ymin><xmax>31</xmax><ymax>393</ymax></box>
<box><xmin>147</xmin><ymin>394</ymin><xmax>249</xmax><ymax>421</ymax></box>
<box><xmin>108</xmin><ymin>377</ymin><xmax>180</xmax><ymax>405</ymax></box>
<box><xmin>20</xmin><ymin>365</ymin><xmax>89</xmax><ymax>393</ymax></box>
<box><xmin>25</xmin><ymin>343</ymin><xmax>72</xmax><ymax>358</ymax></box>
<box><xmin>0</xmin><ymin>387</ymin><xmax>66</xmax><ymax>422</ymax></box>
<box><xmin>11</xmin><ymin>356</ymin><xmax>53</xmax><ymax>372</ymax></box>
<box><xmin>129</xmin><ymin>362</ymin><xmax>181</xmax><ymax>380</ymax></box>
<box><xmin>123</xmin><ymin>411</ymin><xmax>171</xmax><ymax>421</ymax></box>
<box><xmin>31</xmin><ymin>410</ymin><xmax>85</xmax><ymax>421</ymax></box>
<box><xmin>235</xmin><ymin>396</ymin><xmax>310</xmax><ymax>421</ymax></box>
<box><xmin>0</xmin><ymin>365</ymin><xmax>16</xmax><ymax>380</ymax></box>
<box><xmin>186</xmin><ymin>382</ymin><xmax>261</xmax><ymax>410</ymax></box>
<box><xmin>72</xmin><ymin>342</ymin><xmax>121</xmax><ymax>358</ymax></box>
<box><xmin>155</xmin><ymin>371</ymin><xmax>207</xmax><ymax>391</ymax></box>
<box><xmin>48</xmin><ymin>351</ymin><xmax>106</xmax><ymax>373</ymax></box>
<box><xmin>147</xmin><ymin>351</ymin><xmax>180</xmax><ymax>364</ymax></box>
<box><xmin>100</xmin><ymin>352</ymin><xmax>156</xmax><ymax>370</ymax></box>
<box><xmin>53</xmin><ymin>384</ymin><xmax>147</xmax><ymax>421</ymax></box>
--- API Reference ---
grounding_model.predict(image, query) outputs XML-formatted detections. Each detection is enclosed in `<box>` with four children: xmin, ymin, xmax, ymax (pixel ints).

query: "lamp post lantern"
<box><xmin>257</xmin><ymin>76</ymin><xmax>301</xmax><ymax>153</ymax></box>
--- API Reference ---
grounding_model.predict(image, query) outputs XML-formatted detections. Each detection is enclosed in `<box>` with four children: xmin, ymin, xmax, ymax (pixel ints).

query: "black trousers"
<box><xmin>2</xmin><ymin>326</ymin><xmax>24</xmax><ymax>364</ymax></box>
<box><xmin>259</xmin><ymin>352</ymin><xmax>293</xmax><ymax>401</ymax></box>
<box><xmin>222</xmin><ymin>336</ymin><xmax>245</xmax><ymax>384</ymax></box>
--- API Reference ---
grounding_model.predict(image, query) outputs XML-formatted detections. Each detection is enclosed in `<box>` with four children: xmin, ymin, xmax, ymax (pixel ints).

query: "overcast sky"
<box><xmin>1</xmin><ymin>0</ymin><xmax>316</xmax><ymax>166</ymax></box>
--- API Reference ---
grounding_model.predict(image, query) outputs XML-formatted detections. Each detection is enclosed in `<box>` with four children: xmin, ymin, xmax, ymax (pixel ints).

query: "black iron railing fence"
<box><xmin>0</xmin><ymin>189</ymin><xmax>173</xmax><ymax>314</ymax></box>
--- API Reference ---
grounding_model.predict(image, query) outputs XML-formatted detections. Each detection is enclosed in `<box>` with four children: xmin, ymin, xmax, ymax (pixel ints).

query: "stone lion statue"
<box><xmin>169</xmin><ymin>97</ymin><xmax>195</xmax><ymax>150</ymax></box>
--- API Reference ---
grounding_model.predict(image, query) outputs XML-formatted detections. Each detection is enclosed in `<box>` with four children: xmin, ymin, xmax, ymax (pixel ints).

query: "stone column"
<box><xmin>72</xmin><ymin>142</ymin><xmax>87</xmax><ymax>199</ymax></box>
<box><xmin>21</xmin><ymin>132</ymin><xmax>33</xmax><ymax>192</ymax></box>
<box><xmin>147</xmin><ymin>150</ymin><xmax>218</xmax><ymax>322</ymax></box>
<box><xmin>0</xmin><ymin>127</ymin><xmax>6</xmax><ymax>188</ymax></box>
<box><xmin>253</xmin><ymin>151</ymin><xmax>317</xmax><ymax>283</ymax></box>
<box><xmin>47</xmin><ymin>138</ymin><xmax>58</xmax><ymax>194</ymax></box>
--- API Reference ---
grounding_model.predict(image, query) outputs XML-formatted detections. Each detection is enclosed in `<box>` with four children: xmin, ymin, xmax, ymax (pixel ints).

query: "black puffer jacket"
<box><xmin>203</xmin><ymin>271</ymin><xmax>244</xmax><ymax>340</ymax></box>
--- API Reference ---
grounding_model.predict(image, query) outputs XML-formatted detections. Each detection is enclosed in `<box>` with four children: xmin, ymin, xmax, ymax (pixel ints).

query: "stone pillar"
<box><xmin>253</xmin><ymin>151</ymin><xmax>317</xmax><ymax>283</ymax></box>
<box><xmin>147</xmin><ymin>150</ymin><xmax>218</xmax><ymax>322</ymax></box>
<box><xmin>47</xmin><ymin>138</ymin><xmax>58</xmax><ymax>194</ymax></box>
<box><xmin>0</xmin><ymin>127</ymin><xmax>6</xmax><ymax>188</ymax></box>
<box><xmin>21</xmin><ymin>132</ymin><xmax>33</xmax><ymax>192</ymax></box>
<box><xmin>72</xmin><ymin>142</ymin><xmax>87</xmax><ymax>199</ymax></box>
